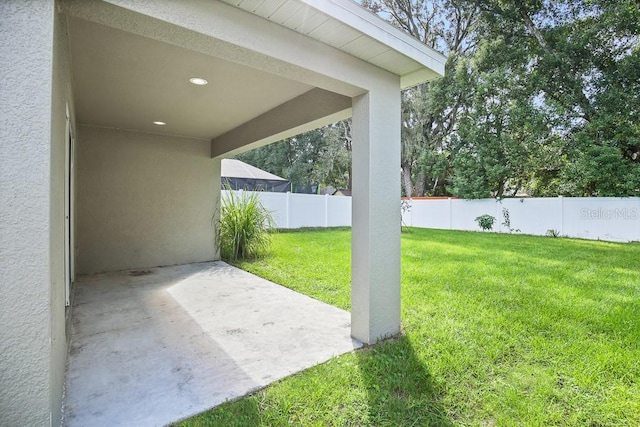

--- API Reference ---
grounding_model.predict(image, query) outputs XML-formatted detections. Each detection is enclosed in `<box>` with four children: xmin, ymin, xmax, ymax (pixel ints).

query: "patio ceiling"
<box><xmin>64</xmin><ymin>0</ymin><xmax>446</xmax><ymax>144</ymax></box>
<box><xmin>67</xmin><ymin>17</ymin><xmax>314</xmax><ymax>140</ymax></box>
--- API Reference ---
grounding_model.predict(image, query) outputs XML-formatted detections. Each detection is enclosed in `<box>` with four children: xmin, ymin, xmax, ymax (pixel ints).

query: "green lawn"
<box><xmin>177</xmin><ymin>228</ymin><xmax>640</xmax><ymax>426</ymax></box>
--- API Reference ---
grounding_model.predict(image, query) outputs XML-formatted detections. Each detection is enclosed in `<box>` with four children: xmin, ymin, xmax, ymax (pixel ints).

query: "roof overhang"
<box><xmin>220</xmin><ymin>0</ymin><xmax>446</xmax><ymax>89</ymax></box>
<box><xmin>61</xmin><ymin>0</ymin><xmax>445</xmax><ymax>155</ymax></box>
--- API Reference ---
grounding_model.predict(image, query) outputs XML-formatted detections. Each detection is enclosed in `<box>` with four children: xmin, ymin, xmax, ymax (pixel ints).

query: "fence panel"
<box><xmin>250</xmin><ymin>191</ymin><xmax>289</xmax><ymax>228</ymax></box>
<box><xmin>408</xmin><ymin>199</ymin><xmax>451</xmax><ymax>229</ymax></box>
<box><xmin>561</xmin><ymin>197</ymin><xmax>639</xmax><ymax>242</ymax></box>
<box><xmin>407</xmin><ymin>196</ymin><xmax>639</xmax><ymax>242</ymax></box>
<box><xmin>289</xmin><ymin>193</ymin><xmax>327</xmax><ymax>228</ymax></box>
<box><xmin>450</xmin><ymin>199</ymin><xmax>495</xmax><ymax>231</ymax></box>
<box><xmin>499</xmin><ymin>198</ymin><xmax>561</xmax><ymax>235</ymax></box>
<box><xmin>223</xmin><ymin>191</ymin><xmax>640</xmax><ymax>242</ymax></box>
<box><xmin>327</xmin><ymin>195</ymin><xmax>351</xmax><ymax>227</ymax></box>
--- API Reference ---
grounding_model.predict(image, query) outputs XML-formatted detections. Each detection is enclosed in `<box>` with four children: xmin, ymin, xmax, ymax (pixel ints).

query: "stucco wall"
<box><xmin>76</xmin><ymin>126</ymin><xmax>219</xmax><ymax>274</ymax></box>
<box><xmin>0</xmin><ymin>1</ymin><xmax>55</xmax><ymax>425</ymax></box>
<box><xmin>51</xmin><ymin>7</ymin><xmax>76</xmax><ymax>425</ymax></box>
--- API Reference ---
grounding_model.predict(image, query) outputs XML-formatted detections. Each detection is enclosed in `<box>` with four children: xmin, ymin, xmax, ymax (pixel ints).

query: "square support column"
<box><xmin>351</xmin><ymin>78</ymin><xmax>401</xmax><ymax>344</ymax></box>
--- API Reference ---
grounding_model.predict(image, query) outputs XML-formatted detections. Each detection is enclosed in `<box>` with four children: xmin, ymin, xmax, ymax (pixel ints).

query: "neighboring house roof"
<box><xmin>221</xmin><ymin>159</ymin><xmax>286</xmax><ymax>181</ymax></box>
<box><xmin>320</xmin><ymin>186</ymin><xmax>337</xmax><ymax>195</ymax></box>
<box><xmin>334</xmin><ymin>189</ymin><xmax>352</xmax><ymax>196</ymax></box>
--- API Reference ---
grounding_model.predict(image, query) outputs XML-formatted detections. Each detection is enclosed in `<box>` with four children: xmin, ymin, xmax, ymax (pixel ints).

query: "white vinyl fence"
<box><xmin>403</xmin><ymin>196</ymin><xmax>640</xmax><ymax>242</ymax></box>
<box><xmin>222</xmin><ymin>191</ymin><xmax>640</xmax><ymax>242</ymax></box>
<box><xmin>222</xmin><ymin>190</ymin><xmax>351</xmax><ymax>229</ymax></box>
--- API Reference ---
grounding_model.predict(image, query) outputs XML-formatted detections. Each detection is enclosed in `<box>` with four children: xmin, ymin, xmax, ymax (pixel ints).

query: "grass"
<box><xmin>177</xmin><ymin>228</ymin><xmax>640</xmax><ymax>426</ymax></box>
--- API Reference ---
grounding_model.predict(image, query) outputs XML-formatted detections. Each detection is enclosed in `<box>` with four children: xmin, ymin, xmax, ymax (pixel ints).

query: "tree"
<box><xmin>235</xmin><ymin>122</ymin><xmax>353</xmax><ymax>192</ymax></box>
<box><xmin>236</xmin><ymin>128</ymin><xmax>326</xmax><ymax>191</ymax></box>
<box><xmin>312</xmin><ymin>120</ymin><xmax>352</xmax><ymax>190</ymax></box>
<box><xmin>363</xmin><ymin>0</ymin><xmax>482</xmax><ymax>197</ymax></box>
<box><xmin>239</xmin><ymin>0</ymin><xmax>640</xmax><ymax>198</ymax></box>
<box><xmin>468</xmin><ymin>0</ymin><xmax>640</xmax><ymax>196</ymax></box>
<box><xmin>450</xmin><ymin>56</ymin><xmax>550</xmax><ymax>198</ymax></box>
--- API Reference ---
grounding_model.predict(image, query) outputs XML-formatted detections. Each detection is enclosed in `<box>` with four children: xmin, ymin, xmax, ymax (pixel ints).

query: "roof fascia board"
<box><xmin>401</xmin><ymin>68</ymin><xmax>443</xmax><ymax>89</ymax></box>
<box><xmin>298</xmin><ymin>0</ymin><xmax>446</xmax><ymax>78</ymax></box>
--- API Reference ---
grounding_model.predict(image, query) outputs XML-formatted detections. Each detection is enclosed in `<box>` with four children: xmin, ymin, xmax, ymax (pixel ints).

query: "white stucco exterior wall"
<box><xmin>76</xmin><ymin>126</ymin><xmax>219</xmax><ymax>274</ymax></box>
<box><xmin>351</xmin><ymin>79</ymin><xmax>402</xmax><ymax>343</ymax></box>
<box><xmin>50</xmin><ymin>7</ymin><xmax>77</xmax><ymax>426</ymax></box>
<box><xmin>0</xmin><ymin>1</ymin><xmax>59</xmax><ymax>425</ymax></box>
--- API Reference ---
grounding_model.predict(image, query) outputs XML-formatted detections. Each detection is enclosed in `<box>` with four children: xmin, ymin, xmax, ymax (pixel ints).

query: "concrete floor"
<box><xmin>64</xmin><ymin>261</ymin><xmax>361</xmax><ymax>426</ymax></box>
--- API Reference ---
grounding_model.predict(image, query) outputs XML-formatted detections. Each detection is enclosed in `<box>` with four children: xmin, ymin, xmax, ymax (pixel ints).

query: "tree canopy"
<box><xmin>236</xmin><ymin>0</ymin><xmax>639</xmax><ymax>198</ymax></box>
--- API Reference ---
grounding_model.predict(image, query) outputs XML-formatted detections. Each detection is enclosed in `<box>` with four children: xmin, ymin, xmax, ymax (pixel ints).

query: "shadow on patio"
<box><xmin>64</xmin><ymin>261</ymin><xmax>361</xmax><ymax>426</ymax></box>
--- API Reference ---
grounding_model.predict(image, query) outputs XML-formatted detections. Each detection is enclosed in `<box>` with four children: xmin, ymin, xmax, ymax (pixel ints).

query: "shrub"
<box><xmin>501</xmin><ymin>208</ymin><xmax>520</xmax><ymax>233</ymax></box>
<box><xmin>475</xmin><ymin>214</ymin><xmax>496</xmax><ymax>231</ymax></box>
<box><xmin>546</xmin><ymin>229</ymin><xmax>560</xmax><ymax>238</ymax></box>
<box><xmin>401</xmin><ymin>199</ymin><xmax>412</xmax><ymax>233</ymax></box>
<box><xmin>219</xmin><ymin>190</ymin><xmax>275</xmax><ymax>261</ymax></box>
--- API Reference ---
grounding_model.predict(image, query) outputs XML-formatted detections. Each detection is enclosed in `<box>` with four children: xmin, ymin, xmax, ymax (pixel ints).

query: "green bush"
<box><xmin>219</xmin><ymin>190</ymin><xmax>275</xmax><ymax>261</ymax></box>
<box><xmin>475</xmin><ymin>214</ymin><xmax>496</xmax><ymax>231</ymax></box>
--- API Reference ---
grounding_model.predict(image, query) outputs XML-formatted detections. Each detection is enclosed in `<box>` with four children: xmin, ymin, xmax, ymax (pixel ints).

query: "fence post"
<box><xmin>636</xmin><ymin>197</ymin><xmax>640</xmax><ymax>242</ymax></box>
<box><xmin>496</xmin><ymin>199</ymin><xmax>502</xmax><ymax>233</ymax></box>
<box><xmin>559</xmin><ymin>196</ymin><xmax>564</xmax><ymax>236</ymax></box>
<box><xmin>285</xmin><ymin>191</ymin><xmax>291</xmax><ymax>229</ymax></box>
<box><xmin>448</xmin><ymin>197</ymin><xmax>453</xmax><ymax>230</ymax></box>
<box><xmin>409</xmin><ymin>198</ymin><xmax>413</xmax><ymax>227</ymax></box>
<box><xmin>325</xmin><ymin>193</ymin><xmax>330</xmax><ymax>227</ymax></box>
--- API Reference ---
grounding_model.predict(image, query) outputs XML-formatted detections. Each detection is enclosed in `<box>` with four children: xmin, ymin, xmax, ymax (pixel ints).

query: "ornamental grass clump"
<box><xmin>219</xmin><ymin>190</ymin><xmax>275</xmax><ymax>261</ymax></box>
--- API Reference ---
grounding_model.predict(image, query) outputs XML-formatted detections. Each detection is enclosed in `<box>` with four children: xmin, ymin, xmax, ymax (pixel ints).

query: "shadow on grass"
<box><xmin>356</xmin><ymin>334</ymin><xmax>453</xmax><ymax>426</ymax></box>
<box><xmin>175</xmin><ymin>335</ymin><xmax>453</xmax><ymax>427</ymax></box>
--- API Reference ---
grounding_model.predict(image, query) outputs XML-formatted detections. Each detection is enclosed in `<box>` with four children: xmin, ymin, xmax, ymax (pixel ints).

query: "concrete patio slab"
<box><xmin>63</xmin><ymin>261</ymin><xmax>361</xmax><ymax>426</ymax></box>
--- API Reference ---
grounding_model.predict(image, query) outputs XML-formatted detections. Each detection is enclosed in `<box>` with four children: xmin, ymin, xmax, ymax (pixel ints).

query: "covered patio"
<box><xmin>64</xmin><ymin>262</ymin><xmax>360</xmax><ymax>426</ymax></box>
<box><xmin>0</xmin><ymin>0</ymin><xmax>444</xmax><ymax>425</ymax></box>
<box><xmin>64</xmin><ymin>0</ymin><xmax>445</xmax><ymax>347</ymax></box>
<box><xmin>60</xmin><ymin>0</ymin><xmax>445</xmax><ymax>424</ymax></box>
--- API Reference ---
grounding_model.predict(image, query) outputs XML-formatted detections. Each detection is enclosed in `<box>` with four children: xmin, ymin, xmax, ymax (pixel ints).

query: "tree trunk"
<box><xmin>402</xmin><ymin>164</ymin><xmax>413</xmax><ymax>198</ymax></box>
<box><xmin>415</xmin><ymin>171</ymin><xmax>427</xmax><ymax>197</ymax></box>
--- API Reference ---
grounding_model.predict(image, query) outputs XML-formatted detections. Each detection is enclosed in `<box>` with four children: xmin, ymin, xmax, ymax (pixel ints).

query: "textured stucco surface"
<box><xmin>76</xmin><ymin>126</ymin><xmax>219</xmax><ymax>274</ymax></box>
<box><xmin>0</xmin><ymin>1</ymin><xmax>55</xmax><ymax>425</ymax></box>
<box><xmin>50</xmin><ymin>8</ymin><xmax>76</xmax><ymax>426</ymax></box>
<box><xmin>211</xmin><ymin>88</ymin><xmax>352</xmax><ymax>158</ymax></box>
<box><xmin>351</xmin><ymin>79</ymin><xmax>402</xmax><ymax>344</ymax></box>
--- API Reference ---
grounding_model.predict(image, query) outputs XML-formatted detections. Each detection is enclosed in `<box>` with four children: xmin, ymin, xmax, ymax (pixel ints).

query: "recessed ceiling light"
<box><xmin>153</xmin><ymin>121</ymin><xmax>166</xmax><ymax>126</ymax></box>
<box><xmin>189</xmin><ymin>77</ymin><xmax>208</xmax><ymax>86</ymax></box>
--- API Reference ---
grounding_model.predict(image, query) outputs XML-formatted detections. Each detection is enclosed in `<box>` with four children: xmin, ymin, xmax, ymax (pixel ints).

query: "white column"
<box><xmin>351</xmin><ymin>78</ymin><xmax>401</xmax><ymax>344</ymax></box>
